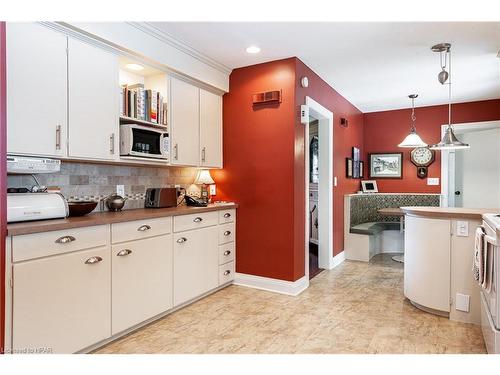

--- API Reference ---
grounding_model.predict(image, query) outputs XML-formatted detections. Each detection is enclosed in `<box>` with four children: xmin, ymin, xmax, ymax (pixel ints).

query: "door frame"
<box><xmin>440</xmin><ymin>120</ymin><xmax>500</xmax><ymax>207</ymax></box>
<box><xmin>304</xmin><ymin>96</ymin><xmax>334</xmax><ymax>278</ymax></box>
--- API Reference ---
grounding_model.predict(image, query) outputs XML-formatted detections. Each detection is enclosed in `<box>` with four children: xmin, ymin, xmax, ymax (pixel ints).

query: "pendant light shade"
<box><xmin>429</xmin><ymin>43</ymin><xmax>470</xmax><ymax>151</ymax></box>
<box><xmin>398</xmin><ymin>94</ymin><xmax>428</xmax><ymax>148</ymax></box>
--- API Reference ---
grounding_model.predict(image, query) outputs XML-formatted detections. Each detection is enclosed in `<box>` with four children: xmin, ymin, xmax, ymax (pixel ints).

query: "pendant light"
<box><xmin>398</xmin><ymin>94</ymin><xmax>428</xmax><ymax>148</ymax></box>
<box><xmin>429</xmin><ymin>43</ymin><xmax>470</xmax><ymax>150</ymax></box>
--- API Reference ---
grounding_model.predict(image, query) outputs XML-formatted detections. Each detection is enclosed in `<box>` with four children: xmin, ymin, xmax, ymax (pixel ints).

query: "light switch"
<box><xmin>116</xmin><ymin>184</ymin><xmax>125</xmax><ymax>196</ymax></box>
<box><xmin>456</xmin><ymin>221</ymin><xmax>469</xmax><ymax>237</ymax></box>
<box><xmin>334</xmin><ymin>176</ymin><xmax>338</xmax><ymax>187</ymax></box>
<box><xmin>427</xmin><ymin>178</ymin><xmax>440</xmax><ymax>185</ymax></box>
<box><xmin>455</xmin><ymin>293</ymin><xmax>470</xmax><ymax>312</ymax></box>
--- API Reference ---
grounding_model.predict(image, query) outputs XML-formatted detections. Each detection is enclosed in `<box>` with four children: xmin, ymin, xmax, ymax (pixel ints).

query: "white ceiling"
<box><xmin>148</xmin><ymin>22</ymin><xmax>500</xmax><ymax>112</ymax></box>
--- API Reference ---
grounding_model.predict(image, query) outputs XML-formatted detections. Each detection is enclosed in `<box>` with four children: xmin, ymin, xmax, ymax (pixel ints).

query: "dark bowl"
<box><xmin>67</xmin><ymin>201</ymin><xmax>98</xmax><ymax>217</ymax></box>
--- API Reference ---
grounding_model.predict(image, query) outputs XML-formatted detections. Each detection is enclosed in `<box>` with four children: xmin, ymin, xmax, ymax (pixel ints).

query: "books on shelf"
<box><xmin>120</xmin><ymin>83</ymin><xmax>167</xmax><ymax>127</ymax></box>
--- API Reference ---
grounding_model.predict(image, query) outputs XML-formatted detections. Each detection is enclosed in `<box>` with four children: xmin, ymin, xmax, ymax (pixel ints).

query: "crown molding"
<box><xmin>127</xmin><ymin>22</ymin><xmax>232</xmax><ymax>76</ymax></box>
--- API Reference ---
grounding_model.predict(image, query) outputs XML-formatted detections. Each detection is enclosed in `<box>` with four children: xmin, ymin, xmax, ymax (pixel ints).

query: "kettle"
<box><xmin>104</xmin><ymin>193</ymin><xmax>128</xmax><ymax>212</ymax></box>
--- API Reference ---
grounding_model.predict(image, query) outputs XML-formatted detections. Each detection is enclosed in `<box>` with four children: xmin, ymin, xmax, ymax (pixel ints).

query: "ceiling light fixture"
<box><xmin>125</xmin><ymin>63</ymin><xmax>144</xmax><ymax>71</ymax></box>
<box><xmin>246</xmin><ymin>46</ymin><xmax>261</xmax><ymax>54</ymax></box>
<box><xmin>398</xmin><ymin>94</ymin><xmax>428</xmax><ymax>148</ymax></box>
<box><xmin>429</xmin><ymin>43</ymin><xmax>470</xmax><ymax>150</ymax></box>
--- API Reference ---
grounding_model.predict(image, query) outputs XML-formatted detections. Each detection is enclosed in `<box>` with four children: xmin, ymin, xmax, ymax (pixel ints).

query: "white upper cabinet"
<box><xmin>7</xmin><ymin>23</ymin><xmax>68</xmax><ymax>157</ymax></box>
<box><xmin>169</xmin><ymin>76</ymin><xmax>200</xmax><ymax>166</ymax></box>
<box><xmin>200</xmin><ymin>89</ymin><xmax>223</xmax><ymax>168</ymax></box>
<box><xmin>68</xmin><ymin>38</ymin><xmax>119</xmax><ymax>160</ymax></box>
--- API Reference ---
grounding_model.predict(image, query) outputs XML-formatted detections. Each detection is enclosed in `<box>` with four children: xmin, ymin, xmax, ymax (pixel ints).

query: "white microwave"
<box><xmin>120</xmin><ymin>124</ymin><xmax>169</xmax><ymax>160</ymax></box>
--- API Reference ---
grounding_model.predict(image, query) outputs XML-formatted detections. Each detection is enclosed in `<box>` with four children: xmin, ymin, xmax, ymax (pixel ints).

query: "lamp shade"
<box><xmin>398</xmin><ymin>131</ymin><xmax>428</xmax><ymax>148</ymax></box>
<box><xmin>194</xmin><ymin>169</ymin><xmax>215</xmax><ymax>185</ymax></box>
<box><xmin>429</xmin><ymin>127</ymin><xmax>470</xmax><ymax>150</ymax></box>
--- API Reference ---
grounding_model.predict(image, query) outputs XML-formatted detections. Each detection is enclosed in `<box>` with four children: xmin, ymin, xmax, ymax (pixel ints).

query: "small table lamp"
<box><xmin>194</xmin><ymin>169</ymin><xmax>215</xmax><ymax>204</ymax></box>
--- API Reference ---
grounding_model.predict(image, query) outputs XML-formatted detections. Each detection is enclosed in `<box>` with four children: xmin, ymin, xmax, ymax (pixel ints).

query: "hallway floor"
<box><xmin>96</xmin><ymin>254</ymin><xmax>485</xmax><ymax>354</ymax></box>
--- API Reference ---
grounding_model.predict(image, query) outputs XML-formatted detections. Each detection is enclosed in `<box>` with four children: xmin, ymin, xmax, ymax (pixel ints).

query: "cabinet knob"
<box><xmin>117</xmin><ymin>249</ymin><xmax>132</xmax><ymax>257</ymax></box>
<box><xmin>224</xmin><ymin>230</ymin><xmax>231</xmax><ymax>236</ymax></box>
<box><xmin>55</xmin><ymin>235</ymin><xmax>76</xmax><ymax>244</ymax></box>
<box><xmin>193</xmin><ymin>217</ymin><xmax>203</xmax><ymax>223</ymax></box>
<box><xmin>177</xmin><ymin>237</ymin><xmax>187</xmax><ymax>243</ymax></box>
<box><xmin>137</xmin><ymin>224</ymin><xmax>151</xmax><ymax>232</ymax></box>
<box><xmin>223</xmin><ymin>250</ymin><xmax>231</xmax><ymax>256</ymax></box>
<box><xmin>223</xmin><ymin>270</ymin><xmax>231</xmax><ymax>276</ymax></box>
<box><xmin>85</xmin><ymin>256</ymin><xmax>103</xmax><ymax>265</ymax></box>
<box><xmin>223</xmin><ymin>213</ymin><xmax>231</xmax><ymax>218</ymax></box>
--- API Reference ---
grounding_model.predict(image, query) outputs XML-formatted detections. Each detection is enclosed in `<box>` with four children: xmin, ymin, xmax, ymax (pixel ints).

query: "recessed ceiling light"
<box><xmin>125</xmin><ymin>63</ymin><xmax>144</xmax><ymax>71</ymax></box>
<box><xmin>246</xmin><ymin>46</ymin><xmax>261</xmax><ymax>54</ymax></box>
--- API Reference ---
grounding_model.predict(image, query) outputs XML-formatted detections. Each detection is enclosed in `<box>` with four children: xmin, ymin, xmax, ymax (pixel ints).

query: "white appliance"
<box><xmin>7</xmin><ymin>155</ymin><xmax>61</xmax><ymax>174</ymax></box>
<box><xmin>480</xmin><ymin>213</ymin><xmax>500</xmax><ymax>354</ymax></box>
<box><xmin>120</xmin><ymin>124</ymin><xmax>169</xmax><ymax>160</ymax></box>
<box><xmin>7</xmin><ymin>193</ymin><xmax>68</xmax><ymax>223</ymax></box>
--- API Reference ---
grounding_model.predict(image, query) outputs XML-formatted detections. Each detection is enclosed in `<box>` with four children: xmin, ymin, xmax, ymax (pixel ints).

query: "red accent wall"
<box><xmin>213</xmin><ymin>57</ymin><xmax>363</xmax><ymax>281</ymax></box>
<box><xmin>0</xmin><ymin>21</ymin><xmax>7</xmax><ymax>354</ymax></box>
<box><xmin>363</xmin><ymin>99</ymin><xmax>500</xmax><ymax>193</ymax></box>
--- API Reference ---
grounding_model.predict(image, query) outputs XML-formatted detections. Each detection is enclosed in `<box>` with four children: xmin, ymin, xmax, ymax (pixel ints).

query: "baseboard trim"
<box><xmin>329</xmin><ymin>251</ymin><xmax>345</xmax><ymax>269</ymax></box>
<box><xmin>233</xmin><ymin>273</ymin><xmax>309</xmax><ymax>296</ymax></box>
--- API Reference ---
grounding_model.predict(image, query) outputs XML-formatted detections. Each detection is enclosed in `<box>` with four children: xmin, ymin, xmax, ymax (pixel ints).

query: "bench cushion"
<box><xmin>350</xmin><ymin>221</ymin><xmax>400</xmax><ymax>235</ymax></box>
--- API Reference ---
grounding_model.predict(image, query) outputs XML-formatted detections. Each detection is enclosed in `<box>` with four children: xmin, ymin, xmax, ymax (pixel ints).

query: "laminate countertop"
<box><xmin>400</xmin><ymin>206</ymin><xmax>500</xmax><ymax>220</ymax></box>
<box><xmin>7</xmin><ymin>203</ymin><xmax>238</xmax><ymax>236</ymax></box>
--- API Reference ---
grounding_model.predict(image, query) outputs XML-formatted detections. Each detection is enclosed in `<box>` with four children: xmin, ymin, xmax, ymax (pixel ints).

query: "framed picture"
<box><xmin>369</xmin><ymin>152</ymin><xmax>403</xmax><ymax>179</ymax></box>
<box><xmin>359</xmin><ymin>161</ymin><xmax>364</xmax><ymax>178</ymax></box>
<box><xmin>361</xmin><ymin>180</ymin><xmax>378</xmax><ymax>193</ymax></box>
<box><xmin>346</xmin><ymin>158</ymin><xmax>353</xmax><ymax>178</ymax></box>
<box><xmin>353</xmin><ymin>160</ymin><xmax>360</xmax><ymax>178</ymax></box>
<box><xmin>352</xmin><ymin>147</ymin><xmax>360</xmax><ymax>162</ymax></box>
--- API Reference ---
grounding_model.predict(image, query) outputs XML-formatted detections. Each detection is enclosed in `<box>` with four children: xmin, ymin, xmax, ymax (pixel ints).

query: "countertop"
<box><xmin>400</xmin><ymin>206</ymin><xmax>500</xmax><ymax>220</ymax></box>
<box><xmin>378</xmin><ymin>208</ymin><xmax>404</xmax><ymax>216</ymax></box>
<box><xmin>7</xmin><ymin>203</ymin><xmax>238</xmax><ymax>236</ymax></box>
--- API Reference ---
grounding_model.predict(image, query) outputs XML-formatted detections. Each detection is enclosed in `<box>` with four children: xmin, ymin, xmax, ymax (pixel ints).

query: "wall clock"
<box><xmin>410</xmin><ymin>147</ymin><xmax>435</xmax><ymax>179</ymax></box>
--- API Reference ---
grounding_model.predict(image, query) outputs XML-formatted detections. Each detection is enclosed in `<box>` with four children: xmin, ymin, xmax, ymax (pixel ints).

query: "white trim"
<box><xmin>233</xmin><ymin>273</ymin><xmax>309</xmax><ymax>296</ymax></box>
<box><xmin>329</xmin><ymin>251</ymin><xmax>346</xmax><ymax>269</ymax></box>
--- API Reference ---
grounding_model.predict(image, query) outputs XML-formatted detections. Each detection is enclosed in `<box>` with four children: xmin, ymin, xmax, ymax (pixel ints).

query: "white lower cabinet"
<box><xmin>173</xmin><ymin>227</ymin><xmax>219</xmax><ymax>306</ymax></box>
<box><xmin>111</xmin><ymin>235</ymin><xmax>173</xmax><ymax>334</ymax></box>
<box><xmin>12</xmin><ymin>246</ymin><xmax>111</xmax><ymax>354</ymax></box>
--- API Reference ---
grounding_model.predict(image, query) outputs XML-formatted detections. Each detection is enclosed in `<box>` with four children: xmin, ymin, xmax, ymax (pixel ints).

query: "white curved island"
<box><xmin>401</xmin><ymin>206</ymin><xmax>500</xmax><ymax>324</ymax></box>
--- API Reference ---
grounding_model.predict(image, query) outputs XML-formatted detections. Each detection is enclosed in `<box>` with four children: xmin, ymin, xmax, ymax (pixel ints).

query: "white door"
<box><xmin>200</xmin><ymin>89</ymin><xmax>223</xmax><ymax>168</ymax></box>
<box><xmin>6</xmin><ymin>23</ymin><xmax>67</xmax><ymax>157</ymax></box>
<box><xmin>68</xmin><ymin>38</ymin><xmax>119</xmax><ymax>160</ymax></box>
<box><xmin>12</xmin><ymin>247</ymin><xmax>111</xmax><ymax>353</ymax></box>
<box><xmin>170</xmin><ymin>76</ymin><xmax>200</xmax><ymax>166</ymax></box>
<box><xmin>173</xmin><ymin>227</ymin><xmax>218</xmax><ymax>306</ymax></box>
<box><xmin>111</xmin><ymin>235</ymin><xmax>173</xmax><ymax>334</ymax></box>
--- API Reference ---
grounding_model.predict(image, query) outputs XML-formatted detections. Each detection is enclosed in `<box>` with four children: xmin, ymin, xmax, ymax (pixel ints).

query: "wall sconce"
<box><xmin>340</xmin><ymin>118</ymin><xmax>349</xmax><ymax>128</ymax></box>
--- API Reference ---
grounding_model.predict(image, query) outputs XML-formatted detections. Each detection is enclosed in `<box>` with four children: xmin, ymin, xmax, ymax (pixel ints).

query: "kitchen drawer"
<box><xmin>111</xmin><ymin>217</ymin><xmax>171</xmax><ymax>244</ymax></box>
<box><xmin>173</xmin><ymin>211</ymin><xmax>218</xmax><ymax>233</ymax></box>
<box><xmin>219</xmin><ymin>223</ymin><xmax>235</xmax><ymax>244</ymax></box>
<box><xmin>218</xmin><ymin>209</ymin><xmax>235</xmax><ymax>224</ymax></box>
<box><xmin>12</xmin><ymin>225</ymin><xmax>108</xmax><ymax>262</ymax></box>
<box><xmin>218</xmin><ymin>243</ymin><xmax>235</xmax><ymax>265</ymax></box>
<box><xmin>219</xmin><ymin>261</ymin><xmax>235</xmax><ymax>285</ymax></box>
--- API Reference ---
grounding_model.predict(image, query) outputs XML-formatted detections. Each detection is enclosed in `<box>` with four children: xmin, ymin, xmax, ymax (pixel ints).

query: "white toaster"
<box><xmin>7</xmin><ymin>193</ymin><xmax>68</xmax><ymax>223</ymax></box>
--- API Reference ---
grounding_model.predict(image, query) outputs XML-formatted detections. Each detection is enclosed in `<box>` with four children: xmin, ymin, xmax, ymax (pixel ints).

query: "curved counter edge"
<box><xmin>400</xmin><ymin>206</ymin><xmax>500</xmax><ymax>221</ymax></box>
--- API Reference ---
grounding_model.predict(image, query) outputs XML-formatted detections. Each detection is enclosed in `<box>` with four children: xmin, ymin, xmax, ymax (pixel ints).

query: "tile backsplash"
<box><xmin>7</xmin><ymin>161</ymin><xmax>201</xmax><ymax>211</ymax></box>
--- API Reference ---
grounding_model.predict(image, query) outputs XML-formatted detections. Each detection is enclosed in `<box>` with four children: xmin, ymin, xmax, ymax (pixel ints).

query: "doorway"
<box><xmin>304</xmin><ymin>97</ymin><xmax>334</xmax><ymax>280</ymax></box>
<box><xmin>441</xmin><ymin>120</ymin><xmax>500</xmax><ymax>208</ymax></box>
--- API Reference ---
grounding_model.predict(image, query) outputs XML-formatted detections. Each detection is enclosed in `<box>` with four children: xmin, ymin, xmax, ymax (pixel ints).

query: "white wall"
<box><xmin>454</xmin><ymin>128</ymin><xmax>500</xmax><ymax>208</ymax></box>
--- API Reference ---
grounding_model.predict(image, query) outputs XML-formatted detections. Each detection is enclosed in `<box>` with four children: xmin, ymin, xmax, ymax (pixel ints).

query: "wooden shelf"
<box><xmin>119</xmin><ymin>116</ymin><xmax>168</xmax><ymax>130</ymax></box>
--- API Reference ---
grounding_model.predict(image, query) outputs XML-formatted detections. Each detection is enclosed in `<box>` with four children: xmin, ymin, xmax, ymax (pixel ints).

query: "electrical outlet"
<box><xmin>209</xmin><ymin>184</ymin><xmax>217</xmax><ymax>196</ymax></box>
<box><xmin>456</xmin><ymin>221</ymin><xmax>469</xmax><ymax>237</ymax></box>
<box><xmin>116</xmin><ymin>185</ymin><xmax>125</xmax><ymax>196</ymax></box>
<box><xmin>427</xmin><ymin>178</ymin><xmax>439</xmax><ymax>186</ymax></box>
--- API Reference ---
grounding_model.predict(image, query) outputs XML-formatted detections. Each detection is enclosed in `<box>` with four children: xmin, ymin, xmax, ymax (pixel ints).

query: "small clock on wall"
<box><xmin>410</xmin><ymin>147</ymin><xmax>435</xmax><ymax>179</ymax></box>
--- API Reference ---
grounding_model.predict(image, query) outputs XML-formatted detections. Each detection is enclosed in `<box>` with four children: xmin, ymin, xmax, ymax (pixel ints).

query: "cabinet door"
<box><xmin>6</xmin><ymin>23</ymin><xmax>67</xmax><ymax>157</ymax></box>
<box><xmin>200</xmin><ymin>89</ymin><xmax>223</xmax><ymax>168</ymax></box>
<box><xmin>112</xmin><ymin>235</ymin><xmax>173</xmax><ymax>334</ymax></box>
<box><xmin>170</xmin><ymin>76</ymin><xmax>200</xmax><ymax>166</ymax></box>
<box><xmin>12</xmin><ymin>246</ymin><xmax>111</xmax><ymax>353</ymax></box>
<box><xmin>173</xmin><ymin>227</ymin><xmax>218</xmax><ymax>306</ymax></box>
<box><xmin>68</xmin><ymin>38</ymin><xmax>119</xmax><ymax>160</ymax></box>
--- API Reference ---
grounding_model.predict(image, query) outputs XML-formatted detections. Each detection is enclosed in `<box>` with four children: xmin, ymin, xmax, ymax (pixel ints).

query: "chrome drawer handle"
<box><xmin>85</xmin><ymin>256</ymin><xmax>103</xmax><ymax>265</ymax></box>
<box><xmin>223</xmin><ymin>213</ymin><xmax>231</xmax><ymax>218</ymax></box>
<box><xmin>223</xmin><ymin>270</ymin><xmax>231</xmax><ymax>276</ymax></box>
<box><xmin>117</xmin><ymin>249</ymin><xmax>132</xmax><ymax>257</ymax></box>
<box><xmin>223</xmin><ymin>250</ymin><xmax>231</xmax><ymax>256</ymax></box>
<box><xmin>137</xmin><ymin>225</ymin><xmax>151</xmax><ymax>232</ymax></box>
<box><xmin>177</xmin><ymin>237</ymin><xmax>187</xmax><ymax>243</ymax></box>
<box><xmin>224</xmin><ymin>231</ymin><xmax>231</xmax><ymax>236</ymax></box>
<box><xmin>193</xmin><ymin>217</ymin><xmax>203</xmax><ymax>223</ymax></box>
<box><xmin>55</xmin><ymin>235</ymin><xmax>76</xmax><ymax>244</ymax></box>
